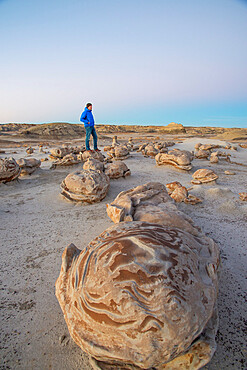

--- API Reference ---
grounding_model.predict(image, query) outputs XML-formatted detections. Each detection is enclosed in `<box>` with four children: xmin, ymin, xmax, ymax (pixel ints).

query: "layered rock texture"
<box><xmin>60</xmin><ymin>170</ymin><xmax>109</xmax><ymax>202</ymax></box>
<box><xmin>0</xmin><ymin>157</ymin><xmax>20</xmax><ymax>183</ymax></box>
<box><xmin>56</xmin><ymin>182</ymin><xmax>219</xmax><ymax>369</ymax></box>
<box><xmin>191</xmin><ymin>169</ymin><xmax>218</xmax><ymax>184</ymax></box>
<box><xmin>16</xmin><ymin>158</ymin><xmax>41</xmax><ymax>175</ymax></box>
<box><xmin>155</xmin><ymin>149</ymin><xmax>193</xmax><ymax>171</ymax></box>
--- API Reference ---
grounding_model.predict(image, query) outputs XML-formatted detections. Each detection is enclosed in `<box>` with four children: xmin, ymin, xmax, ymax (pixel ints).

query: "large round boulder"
<box><xmin>60</xmin><ymin>169</ymin><xmax>109</xmax><ymax>202</ymax></box>
<box><xmin>56</xmin><ymin>220</ymin><xmax>219</xmax><ymax>369</ymax></box>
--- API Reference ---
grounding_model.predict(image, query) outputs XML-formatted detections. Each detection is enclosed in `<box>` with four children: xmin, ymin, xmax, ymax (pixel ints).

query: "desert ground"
<box><xmin>0</xmin><ymin>128</ymin><xmax>247</xmax><ymax>369</ymax></box>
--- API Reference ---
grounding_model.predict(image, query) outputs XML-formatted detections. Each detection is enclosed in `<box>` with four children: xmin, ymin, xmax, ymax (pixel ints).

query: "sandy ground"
<box><xmin>0</xmin><ymin>136</ymin><xmax>247</xmax><ymax>369</ymax></box>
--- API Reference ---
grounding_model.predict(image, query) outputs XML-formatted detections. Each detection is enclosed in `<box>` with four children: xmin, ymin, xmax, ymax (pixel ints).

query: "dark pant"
<box><xmin>85</xmin><ymin>126</ymin><xmax>97</xmax><ymax>150</ymax></box>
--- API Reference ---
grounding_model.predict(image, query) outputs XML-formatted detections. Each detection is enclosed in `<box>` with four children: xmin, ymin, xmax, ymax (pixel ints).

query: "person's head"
<box><xmin>86</xmin><ymin>103</ymin><xmax>92</xmax><ymax>110</ymax></box>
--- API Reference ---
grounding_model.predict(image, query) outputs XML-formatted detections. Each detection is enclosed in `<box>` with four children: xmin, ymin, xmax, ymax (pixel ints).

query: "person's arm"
<box><xmin>80</xmin><ymin>111</ymin><xmax>89</xmax><ymax>124</ymax></box>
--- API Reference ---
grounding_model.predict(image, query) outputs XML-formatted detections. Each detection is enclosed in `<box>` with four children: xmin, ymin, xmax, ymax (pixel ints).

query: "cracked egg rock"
<box><xmin>55</xmin><ymin>221</ymin><xmax>219</xmax><ymax>369</ymax></box>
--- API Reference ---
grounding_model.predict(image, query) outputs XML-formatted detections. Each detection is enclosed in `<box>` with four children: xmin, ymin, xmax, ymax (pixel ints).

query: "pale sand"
<box><xmin>0</xmin><ymin>137</ymin><xmax>246</xmax><ymax>369</ymax></box>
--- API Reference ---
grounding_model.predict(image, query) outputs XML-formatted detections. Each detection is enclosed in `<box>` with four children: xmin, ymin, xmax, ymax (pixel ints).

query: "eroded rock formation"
<box><xmin>107</xmin><ymin>145</ymin><xmax>129</xmax><ymax>160</ymax></box>
<box><xmin>50</xmin><ymin>154</ymin><xmax>80</xmax><ymax>169</ymax></box>
<box><xmin>191</xmin><ymin>169</ymin><xmax>218</xmax><ymax>184</ymax></box>
<box><xmin>83</xmin><ymin>158</ymin><xmax>105</xmax><ymax>172</ymax></box>
<box><xmin>155</xmin><ymin>149</ymin><xmax>193</xmax><ymax>170</ymax></box>
<box><xmin>0</xmin><ymin>157</ymin><xmax>21</xmax><ymax>183</ymax></box>
<box><xmin>16</xmin><ymin>158</ymin><xmax>41</xmax><ymax>175</ymax></box>
<box><xmin>105</xmin><ymin>161</ymin><xmax>131</xmax><ymax>179</ymax></box>
<box><xmin>60</xmin><ymin>170</ymin><xmax>109</xmax><ymax>202</ymax></box>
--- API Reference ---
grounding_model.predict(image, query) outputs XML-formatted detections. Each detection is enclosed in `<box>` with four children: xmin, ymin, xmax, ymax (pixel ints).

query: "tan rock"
<box><xmin>184</xmin><ymin>195</ymin><xmax>203</xmax><ymax>205</ymax></box>
<box><xmin>224</xmin><ymin>170</ymin><xmax>235</xmax><ymax>175</ymax></box>
<box><xmin>83</xmin><ymin>158</ymin><xmax>105</xmax><ymax>172</ymax></box>
<box><xmin>155</xmin><ymin>149</ymin><xmax>193</xmax><ymax>171</ymax></box>
<box><xmin>60</xmin><ymin>170</ymin><xmax>109</xmax><ymax>202</ymax></box>
<box><xmin>107</xmin><ymin>145</ymin><xmax>129</xmax><ymax>160</ymax></box>
<box><xmin>166</xmin><ymin>181</ymin><xmax>182</xmax><ymax>194</ymax></box>
<box><xmin>50</xmin><ymin>147</ymin><xmax>70</xmax><ymax>158</ymax></box>
<box><xmin>199</xmin><ymin>144</ymin><xmax>220</xmax><ymax>151</ymax></box>
<box><xmin>210</xmin><ymin>152</ymin><xmax>219</xmax><ymax>163</ymax></box>
<box><xmin>105</xmin><ymin>161</ymin><xmax>130</xmax><ymax>179</ymax></box>
<box><xmin>239</xmin><ymin>192</ymin><xmax>247</xmax><ymax>201</ymax></box>
<box><xmin>16</xmin><ymin>158</ymin><xmax>41</xmax><ymax>175</ymax></box>
<box><xmin>170</xmin><ymin>186</ymin><xmax>188</xmax><ymax>203</ymax></box>
<box><xmin>0</xmin><ymin>157</ymin><xmax>20</xmax><ymax>183</ymax></box>
<box><xmin>191</xmin><ymin>169</ymin><xmax>218</xmax><ymax>184</ymax></box>
<box><xmin>239</xmin><ymin>143</ymin><xmax>247</xmax><ymax>148</ymax></box>
<box><xmin>142</xmin><ymin>144</ymin><xmax>159</xmax><ymax>157</ymax></box>
<box><xmin>195</xmin><ymin>149</ymin><xmax>211</xmax><ymax>159</ymax></box>
<box><xmin>80</xmin><ymin>150</ymin><xmax>105</xmax><ymax>162</ymax></box>
<box><xmin>56</xmin><ymin>220</ymin><xmax>219</xmax><ymax>369</ymax></box>
<box><xmin>26</xmin><ymin>147</ymin><xmax>34</xmax><ymax>154</ymax></box>
<box><xmin>106</xmin><ymin>182</ymin><xmax>202</xmax><ymax>236</ymax></box>
<box><xmin>50</xmin><ymin>154</ymin><xmax>80</xmax><ymax>169</ymax></box>
<box><xmin>194</xmin><ymin>143</ymin><xmax>202</xmax><ymax>150</ymax></box>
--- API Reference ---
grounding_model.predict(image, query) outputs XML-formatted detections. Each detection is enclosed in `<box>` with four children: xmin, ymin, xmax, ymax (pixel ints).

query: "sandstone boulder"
<box><xmin>50</xmin><ymin>147</ymin><xmax>71</xmax><ymax>159</ymax></box>
<box><xmin>50</xmin><ymin>154</ymin><xmax>80</xmax><ymax>169</ymax></box>
<box><xmin>105</xmin><ymin>161</ymin><xmax>131</xmax><ymax>179</ymax></box>
<box><xmin>60</xmin><ymin>170</ymin><xmax>109</xmax><ymax>202</ymax></box>
<box><xmin>107</xmin><ymin>145</ymin><xmax>129</xmax><ymax>160</ymax></box>
<box><xmin>80</xmin><ymin>150</ymin><xmax>105</xmax><ymax>162</ymax></box>
<box><xmin>56</xmin><ymin>219</ymin><xmax>219</xmax><ymax>369</ymax></box>
<box><xmin>83</xmin><ymin>158</ymin><xmax>105</xmax><ymax>172</ymax></box>
<box><xmin>191</xmin><ymin>169</ymin><xmax>218</xmax><ymax>184</ymax></box>
<box><xmin>155</xmin><ymin>149</ymin><xmax>193</xmax><ymax>170</ymax></box>
<box><xmin>0</xmin><ymin>157</ymin><xmax>20</xmax><ymax>183</ymax></box>
<box><xmin>16</xmin><ymin>158</ymin><xmax>41</xmax><ymax>175</ymax></box>
<box><xmin>142</xmin><ymin>144</ymin><xmax>159</xmax><ymax>157</ymax></box>
<box><xmin>195</xmin><ymin>149</ymin><xmax>211</xmax><ymax>159</ymax></box>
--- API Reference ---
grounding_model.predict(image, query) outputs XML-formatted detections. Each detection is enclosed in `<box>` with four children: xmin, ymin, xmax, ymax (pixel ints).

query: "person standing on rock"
<box><xmin>80</xmin><ymin>103</ymin><xmax>100</xmax><ymax>152</ymax></box>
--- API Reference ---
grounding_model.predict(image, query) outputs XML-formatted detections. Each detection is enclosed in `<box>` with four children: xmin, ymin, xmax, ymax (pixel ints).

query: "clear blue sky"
<box><xmin>0</xmin><ymin>0</ymin><xmax>247</xmax><ymax>127</ymax></box>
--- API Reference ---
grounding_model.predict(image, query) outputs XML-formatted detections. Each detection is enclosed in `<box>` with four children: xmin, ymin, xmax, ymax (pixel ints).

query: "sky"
<box><xmin>0</xmin><ymin>0</ymin><xmax>247</xmax><ymax>128</ymax></box>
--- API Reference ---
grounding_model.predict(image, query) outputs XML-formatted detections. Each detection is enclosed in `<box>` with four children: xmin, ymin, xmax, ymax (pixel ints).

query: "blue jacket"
<box><xmin>80</xmin><ymin>107</ymin><xmax>95</xmax><ymax>127</ymax></box>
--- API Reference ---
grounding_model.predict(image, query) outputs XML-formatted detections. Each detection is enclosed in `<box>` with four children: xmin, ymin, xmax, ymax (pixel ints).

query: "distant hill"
<box><xmin>0</xmin><ymin>122</ymin><xmax>246</xmax><ymax>141</ymax></box>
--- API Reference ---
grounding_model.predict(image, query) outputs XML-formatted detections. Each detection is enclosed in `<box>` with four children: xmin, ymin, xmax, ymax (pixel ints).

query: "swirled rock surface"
<box><xmin>60</xmin><ymin>170</ymin><xmax>109</xmax><ymax>202</ymax></box>
<box><xmin>56</xmin><ymin>220</ymin><xmax>219</xmax><ymax>369</ymax></box>
<box><xmin>155</xmin><ymin>149</ymin><xmax>193</xmax><ymax>170</ymax></box>
<box><xmin>0</xmin><ymin>157</ymin><xmax>20</xmax><ymax>183</ymax></box>
<box><xmin>16</xmin><ymin>158</ymin><xmax>41</xmax><ymax>175</ymax></box>
<box><xmin>105</xmin><ymin>161</ymin><xmax>131</xmax><ymax>179</ymax></box>
<box><xmin>191</xmin><ymin>169</ymin><xmax>218</xmax><ymax>184</ymax></box>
